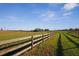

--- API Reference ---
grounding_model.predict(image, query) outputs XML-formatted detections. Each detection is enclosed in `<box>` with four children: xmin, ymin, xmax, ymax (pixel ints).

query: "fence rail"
<box><xmin>0</xmin><ymin>33</ymin><xmax>50</xmax><ymax>56</ymax></box>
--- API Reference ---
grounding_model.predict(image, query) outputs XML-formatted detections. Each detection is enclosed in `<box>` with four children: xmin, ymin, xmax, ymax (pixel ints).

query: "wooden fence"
<box><xmin>0</xmin><ymin>33</ymin><xmax>50</xmax><ymax>56</ymax></box>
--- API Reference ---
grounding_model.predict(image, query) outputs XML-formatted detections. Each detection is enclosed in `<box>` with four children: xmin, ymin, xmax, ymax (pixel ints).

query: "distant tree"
<box><xmin>33</xmin><ymin>28</ymin><xmax>50</xmax><ymax>32</ymax></box>
<box><xmin>69</xmin><ymin>28</ymin><xmax>73</xmax><ymax>31</ymax></box>
<box><xmin>1</xmin><ymin>28</ymin><xmax>3</xmax><ymax>31</ymax></box>
<box><xmin>33</xmin><ymin>28</ymin><xmax>45</xmax><ymax>32</ymax></box>
<box><xmin>75</xmin><ymin>28</ymin><xmax>79</xmax><ymax>31</ymax></box>
<box><xmin>33</xmin><ymin>28</ymin><xmax>41</xmax><ymax>32</ymax></box>
<box><xmin>44</xmin><ymin>29</ymin><xmax>49</xmax><ymax>31</ymax></box>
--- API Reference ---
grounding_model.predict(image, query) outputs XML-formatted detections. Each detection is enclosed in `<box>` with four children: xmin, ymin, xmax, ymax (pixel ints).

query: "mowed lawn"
<box><xmin>0</xmin><ymin>31</ymin><xmax>49</xmax><ymax>41</ymax></box>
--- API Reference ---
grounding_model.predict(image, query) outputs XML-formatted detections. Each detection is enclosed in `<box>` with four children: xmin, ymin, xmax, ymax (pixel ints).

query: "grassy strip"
<box><xmin>64</xmin><ymin>33</ymin><xmax>79</xmax><ymax>46</ymax></box>
<box><xmin>66</xmin><ymin>31</ymin><xmax>79</xmax><ymax>37</ymax></box>
<box><xmin>60</xmin><ymin>32</ymin><xmax>76</xmax><ymax>56</ymax></box>
<box><xmin>21</xmin><ymin>32</ymin><xmax>59</xmax><ymax>56</ymax></box>
<box><xmin>66</xmin><ymin>32</ymin><xmax>79</xmax><ymax>39</ymax></box>
<box><xmin>63</xmin><ymin>32</ymin><xmax>79</xmax><ymax>55</ymax></box>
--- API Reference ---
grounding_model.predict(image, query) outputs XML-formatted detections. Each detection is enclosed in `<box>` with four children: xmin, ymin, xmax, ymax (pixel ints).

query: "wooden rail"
<box><xmin>0</xmin><ymin>33</ymin><xmax>50</xmax><ymax>56</ymax></box>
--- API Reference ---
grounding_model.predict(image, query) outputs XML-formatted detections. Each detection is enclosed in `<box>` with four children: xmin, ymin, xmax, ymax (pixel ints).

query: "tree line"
<box><xmin>32</xmin><ymin>28</ymin><xmax>49</xmax><ymax>32</ymax></box>
<box><xmin>61</xmin><ymin>28</ymin><xmax>79</xmax><ymax>31</ymax></box>
<box><xmin>0</xmin><ymin>28</ymin><xmax>50</xmax><ymax>32</ymax></box>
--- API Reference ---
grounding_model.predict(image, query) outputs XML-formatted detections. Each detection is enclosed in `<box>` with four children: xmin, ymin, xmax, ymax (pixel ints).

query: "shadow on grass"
<box><xmin>64</xmin><ymin>33</ymin><xmax>79</xmax><ymax>48</ymax></box>
<box><xmin>56</xmin><ymin>33</ymin><xmax>64</xmax><ymax>56</ymax></box>
<box><xmin>66</xmin><ymin>33</ymin><xmax>79</xmax><ymax>39</ymax></box>
<box><xmin>63</xmin><ymin>46</ymin><xmax>78</xmax><ymax>51</ymax></box>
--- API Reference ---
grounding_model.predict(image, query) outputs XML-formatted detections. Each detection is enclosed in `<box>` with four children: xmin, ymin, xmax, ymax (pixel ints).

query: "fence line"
<box><xmin>0</xmin><ymin>33</ymin><xmax>50</xmax><ymax>56</ymax></box>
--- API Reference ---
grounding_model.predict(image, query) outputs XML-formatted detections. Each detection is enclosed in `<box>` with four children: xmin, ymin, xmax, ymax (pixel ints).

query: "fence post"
<box><xmin>31</xmin><ymin>36</ymin><xmax>33</xmax><ymax>49</ymax></box>
<box><xmin>42</xmin><ymin>34</ymin><xmax>44</xmax><ymax>42</ymax></box>
<box><xmin>48</xmin><ymin>33</ymin><xmax>51</xmax><ymax>40</ymax></box>
<box><xmin>50</xmin><ymin>32</ymin><xmax>52</xmax><ymax>38</ymax></box>
<box><xmin>48</xmin><ymin>33</ymin><xmax>50</xmax><ymax>39</ymax></box>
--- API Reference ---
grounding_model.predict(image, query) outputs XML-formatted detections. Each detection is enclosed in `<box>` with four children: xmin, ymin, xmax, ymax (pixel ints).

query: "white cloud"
<box><xmin>8</xmin><ymin>16</ymin><xmax>17</xmax><ymax>20</ymax></box>
<box><xmin>40</xmin><ymin>11</ymin><xmax>55</xmax><ymax>21</ymax></box>
<box><xmin>62</xmin><ymin>3</ymin><xmax>79</xmax><ymax>16</ymax></box>
<box><xmin>63</xmin><ymin>3</ymin><xmax>79</xmax><ymax>11</ymax></box>
<box><xmin>63</xmin><ymin>12</ymin><xmax>72</xmax><ymax>16</ymax></box>
<box><xmin>41</xmin><ymin>11</ymin><xmax>55</xmax><ymax>17</ymax></box>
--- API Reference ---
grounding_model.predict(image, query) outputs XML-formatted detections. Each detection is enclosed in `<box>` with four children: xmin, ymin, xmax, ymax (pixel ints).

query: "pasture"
<box><xmin>0</xmin><ymin>31</ymin><xmax>49</xmax><ymax>41</ymax></box>
<box><xmin>0</xmin><ymin>30</ymin><xmax>79</xmax><ymax>56</ymax></box>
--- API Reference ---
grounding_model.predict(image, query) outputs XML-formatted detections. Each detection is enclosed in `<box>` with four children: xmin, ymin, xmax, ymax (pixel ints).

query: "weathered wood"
<box><xmin>0</xmin><ymin>33</ymin><xmax>50</xmax><ymax>56</ymax></box>
<box><xmin>42</xmin><ymin>34</ymin><xmax>44</xmax><ymax>42</ymax></box>
<box><xmin>31</xmin><ymin>36</ymin><xmax>33</xmax><ymax>49</ymax></box>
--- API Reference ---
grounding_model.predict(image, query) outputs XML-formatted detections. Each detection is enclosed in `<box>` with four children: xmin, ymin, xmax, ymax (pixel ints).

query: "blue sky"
<box><xmin>0</xmin><ymin>3</ymin><xmax>79</xmax><ymax>30</ymax></box>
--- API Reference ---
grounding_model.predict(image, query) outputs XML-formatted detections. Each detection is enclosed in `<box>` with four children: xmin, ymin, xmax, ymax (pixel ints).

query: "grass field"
<box><xmin>0</xmin><ymin>31</ymin><xmax>49</xmax><ymax>41</ymax></box>
<box><xmin>0</xmin><ymin>30</ymin><xmax>79</xmax><ymax>56</ymax></box>
<box><xmin>21</xmin><ymin>31</ymin><xmax>79</xmax><ymax>56</ymax></box>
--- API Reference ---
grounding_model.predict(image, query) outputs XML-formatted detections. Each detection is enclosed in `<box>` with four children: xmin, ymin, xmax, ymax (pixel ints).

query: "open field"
<box><xmin>0</xmin><ymin>32</ymin><xmax>50</xmax><ymax>56</ymax></box>
<box><xmin>21</xmin><ymin>31</ymin><xmax>79</xmax><ymax>56</ymax></box>
<box><xmin>0</xmin><ymin>30</ymin><xmax>79</xmax><ymax>56</ymax></box>
<box><xmin>0</xmin><ymin>3</ymin><xmax>79</xmax><ymax>57</ymax></box>
<box><xmin>0</xmin><ymin>31</ymin><xmax>49</xmax><ymax>41</ymax></box>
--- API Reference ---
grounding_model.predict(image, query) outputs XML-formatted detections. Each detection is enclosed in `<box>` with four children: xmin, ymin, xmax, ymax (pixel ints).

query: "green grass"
<box><xmin>1</xmin><ymin>30</ymin><xmax>79</xmax><ymax>56</ymax></box>
<box><xmin>22</xmin><ymin>31</ymin><xmax>59</xmax><ymax>56</ymax></box>
<box><xmin>22</xmin><ymin>31</ymin><xmax>79</xmax><ymax>56</ymax></box>
<box><xmin>64</xmin><ymin>33</ymin><xmax>79</xmax><ymax>55</ymax></box>
<box><xmin>66</xmin><ymin>31</ymin><xmax>79</xmax><ymax>37</ymax></box>
<box><xmin>60</xmin><ymin>32</ymin><xmax>77</xmax><ymax>55</ymax></box>
<box><xmin>0</xmin><ymin>31</ymin><xmax>49</xmax><ymax>41</ymax></box>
